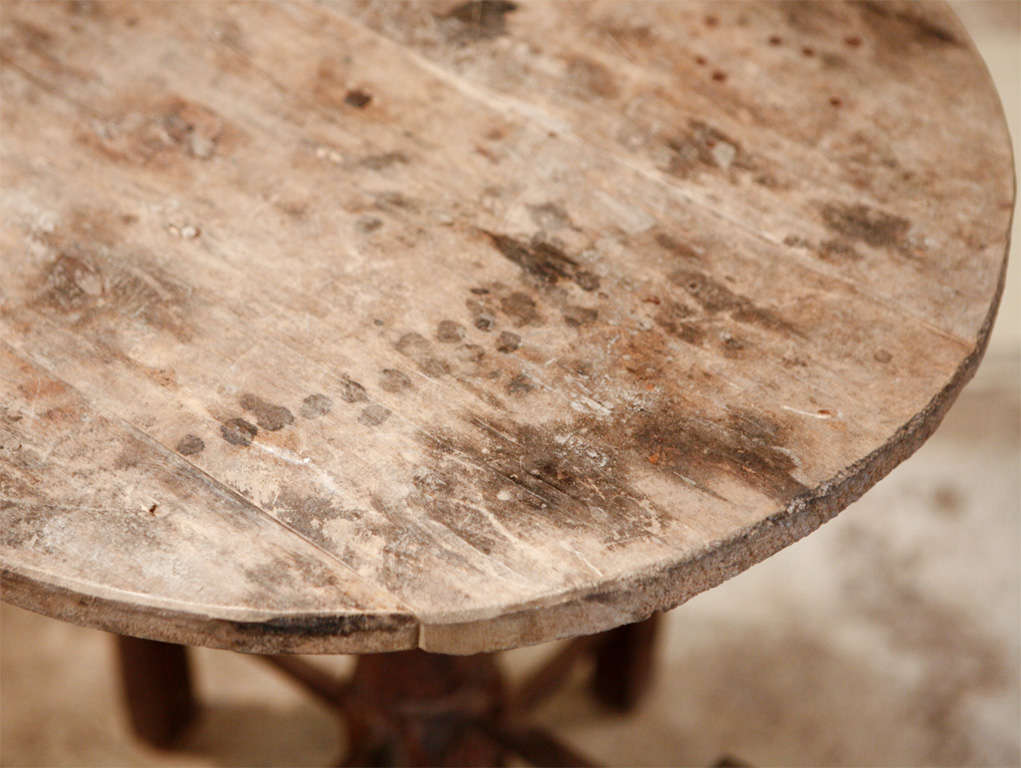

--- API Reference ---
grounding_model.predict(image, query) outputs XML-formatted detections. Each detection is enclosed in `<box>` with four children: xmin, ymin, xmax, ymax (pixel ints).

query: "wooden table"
<box><xmin>1</xmin><ymin>0</ymin><xmax>1013</xmax><ymax>764</ymax></box>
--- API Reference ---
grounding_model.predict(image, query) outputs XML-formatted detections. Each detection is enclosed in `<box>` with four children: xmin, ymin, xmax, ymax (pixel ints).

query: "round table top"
<box><xmin>0</xmin><ymin>0</ymin><xmax>1013</xmax><ymax>655</ymax></box>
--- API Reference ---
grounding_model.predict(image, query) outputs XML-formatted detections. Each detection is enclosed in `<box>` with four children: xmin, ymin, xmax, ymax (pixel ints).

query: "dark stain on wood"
<box><xmin>77</xmin><ymin>95</ymin><xmax>232</xmax><ymax>167</ymax></box>
<box><xmin>299</xmin><ymin>393</ymin><xmax>333</xmax><ymax>419</ymax></box>
<box><xmin>629</xmin><ymin>402</ymin><xmax>806</xmax><ymax>503</ymax></box>
<box><xmin>233</xmin><ymin>613</ymin><xmax>409</xmax><ymax>637</ymax></box>
<box><xmin>654</xmin><ymin>300</ymin><xmax>705</xmax><ymax>347</ymax></box>
<box><xmin>564</xmin><ymin>53</ymin><xmax>618</xmax><ymax>99</ymax></box>
<box><xmin>506</xmin><ymin>373</ymin><xmax>534</xmax><ymax>395</ymax></box>
<box><xmin>413</xmin><ymin>383</ymin><xmax>810</xmax><ymax>546</ymax></box>
<box><xmin>30</xmin><ymin>220</ymin><xmax>195</xmax><ymax>343</ymax></box>
<box><xmin>380</xmin><ymin>369</ymin><xmax>413</xmax><ymax>393</ymax></box>
<box><xmin>344</xmin><ymin>89</ymin><xmax>373</xmax><ymax>108</ymax></box>
<box><xmin>443</xmin><ymin>1</ymin><xmax>518</xmax><ymax>41</ymax></box>
<box><xmin>498</xmin><ymin>291</ymin><xmax>541</xmax><ymax>327</ymax></box>
<box><xmin>240</xmin><ymin>394</ymin><xmax>295</xmax><ymax>431</ymax></box>
<box><xmin>396</xmin><ymin>333</ymin><xmax>451</xmax><ymax>377</ymax></box>
<box><xmin>436</xmin><ymin>320</ymin><xmax>466</xmax><ymax>344</ymax></box>
<box><xmin>359</xmin><ymin>404</ymin><xmax>391</xmax><ymax>427</ymax></box>
<box><xmin>859</xmin><ymin>1</ymin><xmax>960</xmax><ymax>47</ymax></box>
<box><xmin>338</xmin><ymin>375</ymin><xmax>370</xmax><ymax>404</ymax></box>
<box><xmin>496</xmin><ymin>331</ymin><xmax>520</xmax><ymax>353</ymax></box>
<box><xmin>668</xmin><ymin>269</ymin><xmax>796</xmax><ymax>336</ymax></box>
<box><xmin>273</xmin><ymin>489</ymin><xmax>346</xmax><ymax>550</ymax></box>
<box><xmin>562</xmin><ymin>305</ymin><xmax>598</xmax><ymax>328</ymax></box>
<box><xmin>361</xmin><ymin>151</ymin><xmax>409</xmax><ymax>170</ymax></box>
<box><xmin>817</xmin><ymin>238</ymin><xmax>863</xmax><ymax>262</ymax></box>
<box><xmin>665</xmin><ymin>120</ymin><xmax>754</xmax><ymax>178</ymax></box>
<box><xmin>482</xmin><ymin>231</ymin><xmax>600</xmax><ymax>292</ymax></box>
<box><xmin>528</xmin><ymin>202</ymin><xmax>573</xmax><ymax>231</ymax></box>
<box><xmin>655</xmin><ymin>233</ymin><xmax>702</xmax><ymax>262</ymax></box>
<box><xmin>221</xmin><ymin>418</ymin><xmax>257</xmax><ymax>446</ymax></box>
<box><xmin>175</xmin><ymin>434</ymin><xmax>205</xmax><ymax>456</ymax></box>
<box><xmin>418</xmin><ymin>416</ymin><xmax>675</xmax><ymax>542</ymax></box>
<box><xmin>820</xmin><ymin>202</ymin><xmax>910</xmax><ymax>250</ymax></box>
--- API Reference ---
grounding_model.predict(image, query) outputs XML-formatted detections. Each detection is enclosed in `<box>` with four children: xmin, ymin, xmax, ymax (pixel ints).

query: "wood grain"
<box><xmin>0</xmin><ymin>0</ymin><xmax>1013</xmax><ymax>653</ymax></box>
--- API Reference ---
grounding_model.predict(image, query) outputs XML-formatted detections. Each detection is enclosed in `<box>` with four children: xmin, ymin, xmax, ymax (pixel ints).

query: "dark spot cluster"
<box><xmin>396</xmin><ymin>326</ymin><xmax>498</xmax><ymax>385</ymax></box>
<box><xmin>219</xmin><ymin>393</ymin><xmax>295</xmax><ymax>448</ymax></box>
<box><xmin>334</xmin><ymin>374</ymin><xmax>393</xmax><ymax>428</ymax></box>
<box><xmin>482</xmin><ymin>231</ymin><xmax>600</xmax><ymax>292</ymax></box>
<box><xmin>215</xmin><ymin>382</ymin><xmax>372</xmax><ymax>449</ymax></box>
<box><xmin>396</xmin><ymin>331</ymin><xmax>451</xmax><ymax>377</ymax></box>
<box><xmin>465</xmin><ymin>284</ymin><xmax>540</xmax><ymax>336</ymax></box>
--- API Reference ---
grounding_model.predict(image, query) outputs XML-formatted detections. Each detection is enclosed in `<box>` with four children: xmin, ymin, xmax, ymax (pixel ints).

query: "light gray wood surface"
<box><xmin>0</xmin><ymin>0</ymin><xmax>1013</xmax><ymax>654</ymax></box>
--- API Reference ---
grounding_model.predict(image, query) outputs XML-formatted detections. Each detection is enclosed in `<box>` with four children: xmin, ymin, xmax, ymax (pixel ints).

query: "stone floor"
<box><xmin>2</xmin><ymin>3</ymin><xmax>1019</xmax><ymax>767</ymax></box>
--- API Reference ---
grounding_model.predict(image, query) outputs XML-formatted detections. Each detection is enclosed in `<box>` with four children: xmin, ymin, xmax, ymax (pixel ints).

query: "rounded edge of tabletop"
<box><xmin>0</xmin><ymin>566</ymin><xmax>419</xmax><ymax>655</ymax></box>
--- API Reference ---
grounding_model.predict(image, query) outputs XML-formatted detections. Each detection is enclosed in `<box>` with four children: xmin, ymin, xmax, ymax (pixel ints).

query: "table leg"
<box><xmin>591</xmin><ymin>614</ymin><xmax>661</xmax><ymax>712</ymax></box>
<box><xmin>114</xmin><ymin>635</ymin><xmax>196</xmax><ymax>748</ymax></box>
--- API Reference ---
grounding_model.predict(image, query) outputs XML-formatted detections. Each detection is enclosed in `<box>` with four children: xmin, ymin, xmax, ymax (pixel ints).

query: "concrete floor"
<box><xmin>2</xmin><ymin>3</ymin><xmax>1019</xmax><ymax>767</ymax></box>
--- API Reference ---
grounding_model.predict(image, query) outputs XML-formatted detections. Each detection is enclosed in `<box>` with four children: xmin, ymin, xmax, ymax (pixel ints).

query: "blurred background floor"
<box><xmin>2</xmin><ymin>2</ymin><xmax>1019</xmax><ymax>766</ymax></box>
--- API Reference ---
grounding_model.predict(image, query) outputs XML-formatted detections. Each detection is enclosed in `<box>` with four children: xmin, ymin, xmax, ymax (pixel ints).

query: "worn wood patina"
<box><xmin>0</xmin><ymin>1</ymin><xmax>1013</xmax><ymax>654</ymax></box>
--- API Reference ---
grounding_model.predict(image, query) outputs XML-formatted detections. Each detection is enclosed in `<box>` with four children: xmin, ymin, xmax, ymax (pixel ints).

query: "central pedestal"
<box><xmin>343</xmin><ymin>650</ymin><xmax>505</xmax><ymax>766</ymax></box>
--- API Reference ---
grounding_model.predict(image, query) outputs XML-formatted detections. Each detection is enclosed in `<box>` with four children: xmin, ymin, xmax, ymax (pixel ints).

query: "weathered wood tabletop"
<box><xmin>0</xmin><ymin>1</ymin><xmax>1013</xmax><ymax>655</ymax></box>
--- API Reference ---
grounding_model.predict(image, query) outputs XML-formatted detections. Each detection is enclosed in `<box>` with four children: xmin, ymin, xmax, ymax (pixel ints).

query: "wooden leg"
<box><xmin>591</xmin><ymin>614</ymin><xmax>660</xmax><ymax>712</ymax></box>
<box><xmin>114</xmin><ymin>635</ymin><xmax>196</xmax><ymax>748</ymax></box>
<box><xmin>508</xmin><ymin>636</ymin><xmax>599</xmax><ymax>715</ymax></box>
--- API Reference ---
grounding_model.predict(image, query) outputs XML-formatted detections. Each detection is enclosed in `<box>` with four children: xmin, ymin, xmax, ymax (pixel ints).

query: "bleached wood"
<box><xmin>0</xmin><ymin>0</ymin><xmax>1012</xmax><ymax>653</ymax></box>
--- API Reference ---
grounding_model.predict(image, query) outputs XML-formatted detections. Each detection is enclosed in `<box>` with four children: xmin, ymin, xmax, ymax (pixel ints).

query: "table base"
<box><xmin>115</xmin><ymin>616</ymin><xmax>660</xmax><ymax>766</ymax></box>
